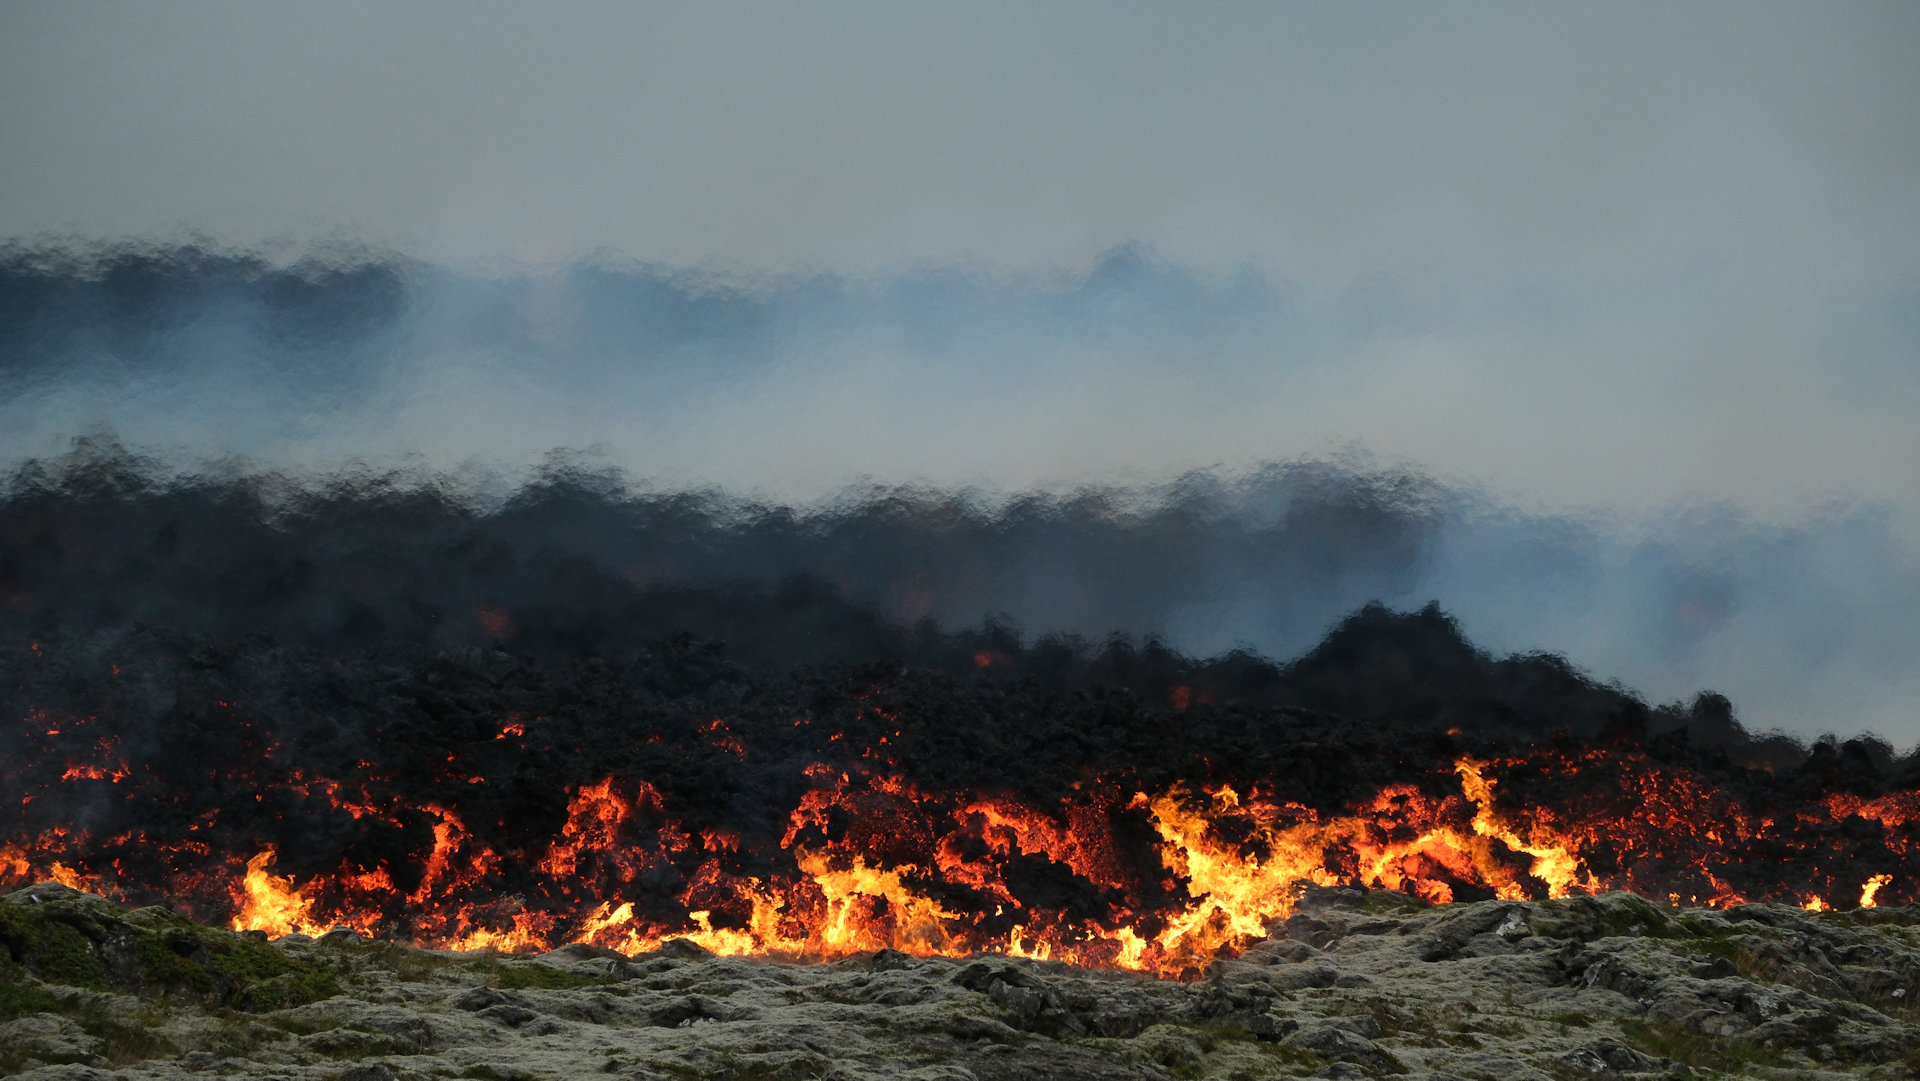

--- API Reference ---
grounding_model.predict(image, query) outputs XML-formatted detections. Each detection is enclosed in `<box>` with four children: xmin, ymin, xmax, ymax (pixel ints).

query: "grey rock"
<box><xmin>1560</xmin><ymin>1037</ymin><xmax>1665</xmax><ymax>1075</ymax></box>
<box><xmin>647</xmin><ymin>994</ymin><xmax>726</xmax><ymax>1027</ymax></box>
<box><xmin>1416</xmin><ymin>904</ymin><xmax>1515</xmax><ymax>961</ymax></box>
<box><xmin>940</xmin><ymin>1013</ymin><xmax>1024</xmax><ymax>1043</ymax></box>
<box><xmin>1282</xmin><ymin>1022</ymin><xmax>1397</xmax><ymax>1068</ymax></box>
<box><xmin>1247</xmin><ymin>1012</ymin><xmax>1299</xmax><ymax>1041</ymax></box>
<box><xmin>1266</xmin><ymin>963</ymin><xmax>1341</xmax><ymax>990</ymax></box>
<box><xmin>475</xmin><ymin>1003</ymin><xmax>540</xmax><ymax>1027</ymax></box>
<box><xmin>647</xmin><ymin>937</ymin><xmax>714</xmax><ymax>961</ymax></box>
<box><xmin>451</xmin><ymin>986</ymin><xmax>508</xmax><ymax>1011</ymax></box>
<box><xmin>1241</xmin><ymin>937</ymin><xmax>1321</xmax><ymax>964</ymax></box>
<box><xmin>0</xmin><ymin>1014</ymin><xmax>102</xmax><ymax>1064</ymax></box>
<box><xmin>352</xmin><ymin>1006</ymin><xmax>434</xmax><ymax>1049</ymax></box>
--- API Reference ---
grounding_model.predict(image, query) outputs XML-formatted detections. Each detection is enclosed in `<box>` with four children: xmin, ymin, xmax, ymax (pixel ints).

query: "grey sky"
<box><xmin>3</xmin><ymin>3</ymin><xmax>1915</xmax><ymax>273</ymax></box>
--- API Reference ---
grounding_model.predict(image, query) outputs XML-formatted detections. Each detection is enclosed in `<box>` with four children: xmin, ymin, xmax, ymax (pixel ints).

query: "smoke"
<box><xmin>3</xmin><ymin>243</ymin><xmax>1919</xmax><ymax>744</ymax></box>
<box><xmin>2</xmin><ymin>440</ymin><xmax>1917</xmax><ymax>749</ymax></box>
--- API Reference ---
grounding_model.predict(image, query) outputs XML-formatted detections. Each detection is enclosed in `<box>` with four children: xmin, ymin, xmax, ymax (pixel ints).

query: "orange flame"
<box><xmin>233</xmin><ymin>849</ymin><xmax>328</xmax><ymax>937</ymax></box>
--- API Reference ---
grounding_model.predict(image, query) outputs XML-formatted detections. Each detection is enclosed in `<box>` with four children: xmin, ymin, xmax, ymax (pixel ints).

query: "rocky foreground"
<box><xmin>2</xmin><ymin>883</ymin><xmax>1918</xmax><ymax>1081</ymax></box>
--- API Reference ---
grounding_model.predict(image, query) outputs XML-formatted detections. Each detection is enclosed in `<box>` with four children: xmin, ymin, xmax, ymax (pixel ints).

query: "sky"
<box><xmin>2</xmin><ymin>2</ymin><xmax>1919</xmax><ymax>740</ymax></box>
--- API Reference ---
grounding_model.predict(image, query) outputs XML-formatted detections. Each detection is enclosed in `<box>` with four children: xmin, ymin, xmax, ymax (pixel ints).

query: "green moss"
<box><xmin>206</xmin><ymin>934</ymin><xmax>291</xmax><ymax>983</ymax></box>
<box><xmin>132</xmin><ymin>929</ymin><xmax>214</xmax><ymax>994</ymax></box>
<box><xmin>114</xmin><ymin>908</ymin><xmax>341</xmax><ymax>1009</ymax></box>
<box><xmin>0</xmin><ymin>904</ymin><xmax>107</xmax><ymax>989</ymax></box>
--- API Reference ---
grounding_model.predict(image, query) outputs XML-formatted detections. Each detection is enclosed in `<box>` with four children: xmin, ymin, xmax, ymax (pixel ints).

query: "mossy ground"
<box><xmin>462</xmin><ymin>952</ymin><xmax>624</xmax><ymax>991</ymax></box>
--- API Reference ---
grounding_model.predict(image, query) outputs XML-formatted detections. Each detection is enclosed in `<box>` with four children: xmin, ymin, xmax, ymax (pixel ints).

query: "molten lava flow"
<box><xmin>7</xmin><ymin>688</ymin><xmax>1920</xmax><ymax>978</ymax></box>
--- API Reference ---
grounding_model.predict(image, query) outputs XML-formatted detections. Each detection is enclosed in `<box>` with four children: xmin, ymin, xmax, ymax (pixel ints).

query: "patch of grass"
<box><xmin>1619</xmin><ymin>1019</ymin><xmax>1794</xmax><ymax>1073</ymax></box>
<box><xmin>1546</xmin><ymin>1011</ymin><xmax>1592</xmax><ymax>1029</ymax></box>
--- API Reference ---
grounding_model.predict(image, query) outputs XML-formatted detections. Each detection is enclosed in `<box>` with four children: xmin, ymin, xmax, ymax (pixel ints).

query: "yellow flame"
<box><xmin>1862</xmin><ymin>874</ymin><xmax>1892</xmax><ymax>908</ymax></box>
<box><xmin>233</xmin><ymin>849</ymin><xmax>328</xmax><ymax>937</ymax></box>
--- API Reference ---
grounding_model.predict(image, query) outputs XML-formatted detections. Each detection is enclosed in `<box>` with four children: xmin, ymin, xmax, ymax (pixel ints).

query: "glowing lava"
<box><xmin>7</xmin><ymin>699</ymin><xmax>1918</xmax><ymax>979</ymax></box>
